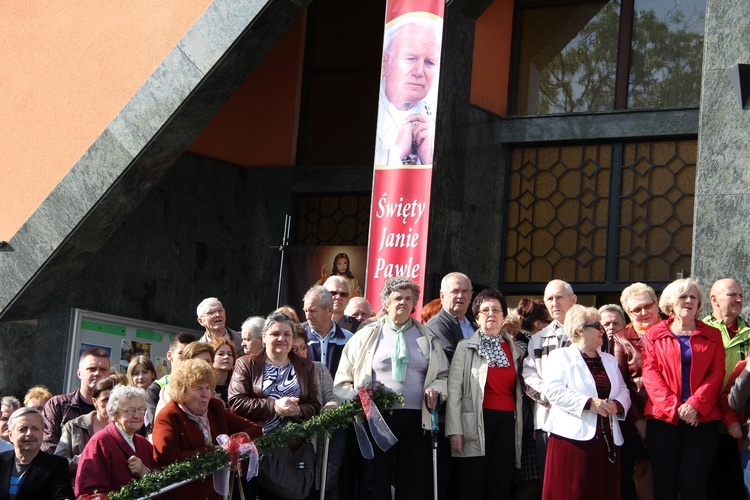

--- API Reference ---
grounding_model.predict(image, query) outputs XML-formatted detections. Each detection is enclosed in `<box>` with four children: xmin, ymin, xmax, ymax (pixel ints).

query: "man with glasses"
<box><xmin>325</xmin><ymin>276</ymin><xmax>360</xmax><ymax>333</ymax></box>
<box><xmin>303</xmin><ymin>285</ymin><xmax>353</xmax><ymax>500</ymax></box>
<box><xmin>196</xmin><ymin>297</ymin><xmax>244</xmax><ymax>356</ymax></box>
<box><xmin>522</xmin><ymin>279</ymin><xmax>577</xmax><ymax>477</ymax></box>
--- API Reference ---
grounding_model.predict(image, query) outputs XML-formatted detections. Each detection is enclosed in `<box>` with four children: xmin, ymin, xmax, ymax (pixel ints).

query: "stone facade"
<box><xmin>693</xmin><ymin>0</ymin><xmax>750</xmax><ymax>300</ymax></box>
<box><xmin>1</xmin><ymin>0</ymin><xmax>744</xmax><ymax>400</ymax></box>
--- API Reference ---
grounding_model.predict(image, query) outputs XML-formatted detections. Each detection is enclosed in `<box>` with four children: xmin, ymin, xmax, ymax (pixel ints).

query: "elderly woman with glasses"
<box><xmin>152</xmin><ymin>358</ymin><xmax>262</xmax><ymax>499</ymax></box>
<box><xmin>642</xmin><ymin>278</ymin><xmax>725</xmax><ymax>500</ymax></box>
<box><xmin>334</xmin><ymin>276</ymin><xmax>449</xmax><ymax>500</ymax></box>
<box><xmin>75</xmin><ymin>385</ymin><xmax>159</xmax><ymax>496</ymax></box>
<box><xmin>446</xmin><ymin>288</ymin><xmax>525</xmax><ymax>499</ymax></box>
<box><xmin>611</xmin><ymin>282</ymin><xmax>662</xmax><ymax>499</ymax></box>
<box><xmin>541</xmin><ymin>305</ymin><xmax>631</xmax><ymax>500</ymax></box>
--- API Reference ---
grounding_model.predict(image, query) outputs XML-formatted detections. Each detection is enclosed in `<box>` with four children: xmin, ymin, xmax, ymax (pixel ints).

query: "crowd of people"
<box><xmin>2</xmin><ymin>273</ymin><xmax>750</xmax><ymax>499</ymax></box>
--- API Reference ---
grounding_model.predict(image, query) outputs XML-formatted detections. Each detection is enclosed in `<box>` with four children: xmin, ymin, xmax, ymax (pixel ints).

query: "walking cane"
<box><xmin>425</xmin><ymin>393</ymin><xmax>443</xmax><ymax>500</ymax></box>
<box><xmin>319</xmin><ymin>433</ymin><xmax>331</xmax><ymax>500</ymax></box>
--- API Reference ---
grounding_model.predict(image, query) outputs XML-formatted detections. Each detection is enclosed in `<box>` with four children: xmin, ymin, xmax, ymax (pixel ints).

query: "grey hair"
<box><xmin>379</xmin><ymin>277</ymin><xmax>421</xmax><ymax>311</ymax></box>
<box><xmin>1</xmin><ymin>396</ymin><xmax>21</xmax><ymax>411</ymax></box>
<box><xmin>106</xmin><ymin>385</ymin><xmax>146</xmax><ymax>419</ymax></box>
<box><xmin>598</xmin><ymin>304</ymin><xmax>626</xmax><ymax>322</ymax></box>
<box><xmin>8</xmin><ymin>407</ymin><xmax>43</xmax><ymax>431</ymax></box>
<box><xmin>241</xmin><ymin>316</ymin><xmax>266</xmax><ymax>339</ymax></box>
<box><xmin>324</xmin><ymin>275</ymin><xmax>351</xmax><ymax>293</ymax></box>
<box><xmin>440</xmin><ymin>272</ymin><xmax>472</xmax><ymax>292</ymax></box>
<box><xmin>545</xmin><ymin>279</ymin><xmax>575</xmax><ymax>297</ymax></box>
<box><xmin>196</xmin><ymin>297</ymin><xmax>222</xmax><ymax>317</ymax></box>
<box><xmin>304</xmin><ymin>286</ymin><xmax>334</xmax><ymax>309</ymax></box>
<box><xmin>262</xmin><ymin>312</ymin><xmax>297</xmax><ymax>335</ymax></box>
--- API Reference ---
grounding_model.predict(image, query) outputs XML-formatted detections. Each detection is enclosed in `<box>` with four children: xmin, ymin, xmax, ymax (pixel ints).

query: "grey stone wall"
<box><xmin>426</xmin><ymin>8</ymin><xmax>507</xmax><ymax>299</ymax></box>
<box><xmin>0</xmin><ymin>154</ymin><xmax>292</xmax><ymax>397</ymax></box>
<box><xmin>693</xmin><ymin>0</ymin><xmax>750</xmax><ymax>311</ymax></box>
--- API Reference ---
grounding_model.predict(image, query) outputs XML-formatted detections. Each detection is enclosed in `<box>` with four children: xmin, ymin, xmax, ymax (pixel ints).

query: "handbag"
<box><xmin>258</xmin><ymin>440</ymin><xmax>315</xmax><ymax>500</ymax></box>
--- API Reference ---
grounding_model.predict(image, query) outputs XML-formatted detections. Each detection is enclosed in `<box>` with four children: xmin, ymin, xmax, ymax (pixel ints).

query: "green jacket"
<box><xmin>703</xmin><ymin>315</ymin><xmax>750</xmax><ymax>385</ymax></box>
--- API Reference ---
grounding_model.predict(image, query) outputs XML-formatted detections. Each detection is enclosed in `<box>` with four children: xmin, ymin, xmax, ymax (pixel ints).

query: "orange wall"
<box><xmin>188</xmin><ymin>16</ymin><xmax>306</xmax><ymax>167</ymax></box>
<box><xmin>0</xmin><ymin>0</ymin><xmax>213</xmax><ymax>241</ymax></box>
<box><xmin>470</xmin><ymin>0</ymin><xmax>515</xmax><ymax>116</ymax></box>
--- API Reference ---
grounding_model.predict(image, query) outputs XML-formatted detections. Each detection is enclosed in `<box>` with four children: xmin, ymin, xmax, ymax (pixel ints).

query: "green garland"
<box><xmin>255</xmin><ymin>385</ymin><xmax>403</xmax><ymax>454</ymax></box>
<box><xmin>110</xmin><ymin>448</ymin><xmax>228</xmax><ymax>500</ymax></box>
<box><xmin>109</xmin><ymin>387</ymin><xmax>403</xmax><ymax>500</ymax></box>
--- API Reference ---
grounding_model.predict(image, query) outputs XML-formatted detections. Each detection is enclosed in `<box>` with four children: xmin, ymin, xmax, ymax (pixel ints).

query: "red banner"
<box><xmin>365</xmin><ymin>0</ymin><xmax>444</xmax><ymax>313</ymax></box>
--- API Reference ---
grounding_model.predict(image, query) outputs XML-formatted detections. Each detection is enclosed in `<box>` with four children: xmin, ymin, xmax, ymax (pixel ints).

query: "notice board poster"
<box><xmin>65</xmin><ymin>309</ymin><xmax>201</xmax><ymax>392</ymax></box>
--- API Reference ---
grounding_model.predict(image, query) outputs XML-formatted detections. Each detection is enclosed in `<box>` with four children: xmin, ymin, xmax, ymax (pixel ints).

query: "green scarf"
<box><xmin>386</xmin><ymin>317</ymin><xmax>413</xmax><ymax>383</ymax></box>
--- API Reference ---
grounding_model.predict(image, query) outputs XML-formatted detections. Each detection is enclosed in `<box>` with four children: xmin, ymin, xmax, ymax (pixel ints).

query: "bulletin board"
<box><xmin>64</xmin><ymin>309</ymin><xmax>202</xmax><ymax>393</ymax></box>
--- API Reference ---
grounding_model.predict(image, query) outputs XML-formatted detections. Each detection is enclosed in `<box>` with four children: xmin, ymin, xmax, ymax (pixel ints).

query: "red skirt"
<box><xmin>542</xmin><ymin>432</ymin><xmax>620</xmax><ymax>500</ymax></box>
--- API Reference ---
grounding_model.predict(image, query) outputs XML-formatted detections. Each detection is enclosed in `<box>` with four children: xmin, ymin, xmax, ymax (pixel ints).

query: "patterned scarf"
<box><xmin>386</xmin><ymin>317</ymin><xmax>413</xmax><ymax>383</ymax></box>
<box><xmin>477</xmin><ymin>332</ymin><xmax>511</xmax><ymax>368</ymax></box>
<box><xmin>178</xmin><ymin>403</ymin><xmax>212</xmax><ymax>446</ymax></box>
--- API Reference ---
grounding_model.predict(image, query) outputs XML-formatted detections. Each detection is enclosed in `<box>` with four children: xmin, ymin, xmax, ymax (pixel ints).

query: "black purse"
<box><xmin>257</xmin><ymin>440</ymin><xmax>315</xmax><ymax>500</ymax></box>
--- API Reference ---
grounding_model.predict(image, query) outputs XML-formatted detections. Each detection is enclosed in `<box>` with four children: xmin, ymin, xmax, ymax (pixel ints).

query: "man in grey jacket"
<box><xmin>196</xmin><ymin>297</ymin><xmax>244</xmax><ymax>356</ymax></box>
<box><xmin>522</xmin><ymin>279</ymin><xmax>577</xmax><ymax>476</ymax></box>
<box><xmin>426</xmin><ymin>272</ymin><xmax>477</xmax><ymax>362</ymax></box>
<box><xmin>426</xmin><ymin>271</ymin><xmax>475</xmax><ymax>499</ymax></box>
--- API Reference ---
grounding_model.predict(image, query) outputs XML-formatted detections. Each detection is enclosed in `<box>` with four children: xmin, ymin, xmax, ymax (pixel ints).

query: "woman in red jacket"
<box><xmin>152</xmin><ymin>358</ymin><xmax>262</xmax><ymax>500</ymax></box>
<box><xmin>642</xmin><ymin>277</ymin><xmax>725</xmax><ymax>500</ymax></box>
<box><xmin>75</xmin><ymin>385</ymin><xmax>159</xmax><ymax>496</ymax></box>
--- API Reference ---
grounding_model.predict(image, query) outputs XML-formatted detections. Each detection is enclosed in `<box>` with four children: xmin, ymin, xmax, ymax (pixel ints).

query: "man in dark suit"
<box><xmin>426</xmin><ymin>272</ymin><xmax>477</xmax><ymax>362</ymax></box>
<box><xmin>0</xmin><ymin>407</ymin><xmax>73</xmax><ymax>500</ymax></box>
<box><xmin>425</xmin><ymin>271</ymin><xmax>476</xmax><ymax>500</ymax></box>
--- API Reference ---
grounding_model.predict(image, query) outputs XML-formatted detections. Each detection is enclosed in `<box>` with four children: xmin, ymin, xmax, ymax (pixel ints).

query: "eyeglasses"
<box><xmin>291</xmin><ymin>345</ymin><xmax>309</xmax><ymax>354</ymax></box>
<box><xmin>630</xmin><ymin>302</ymin><xmax>655</xmax><ymax>315</ymax></box>
<box><xmin>330</xmin><ymin>291</ymin><xmax>350</xmax><ymax>298</ymax></box>
<box><xmin>121</xmin><ymin>407</ymin><xmax>147</xmax><ymax>415</ymax></box>
<box><xmin>478</xmin><ymin>307</ymin><xmax>503</xmax><ymax>316</ymax></box>
<box><xmin>201</xmin><ymin>308</ymin><xmax>225</xmax><ymax>317</ymax></box>
<box><xmin>583</xmin><ymin>322</ymin><xmax>603</xmax><ymax>330</ymax></box>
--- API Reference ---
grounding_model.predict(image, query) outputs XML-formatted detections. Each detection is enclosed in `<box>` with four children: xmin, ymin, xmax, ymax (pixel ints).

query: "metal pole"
<box><xmin>425</xmin><ymin>393</ymin><xmax>442</xmax><ymax>500</ymax></box>
<box><xmin>319</xmin><ymin>434</ymin><xmax>331</xmax><ymax>500</ymax></box>
<box><xmin>274</xmin><ymin>213</ymin><xmax>292</xmax><ymax>308</ymax></box>
<box><xmin>431</xmin><ymin>436</ymin><xmax>438</xmax><ymax>500</ymax></box>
